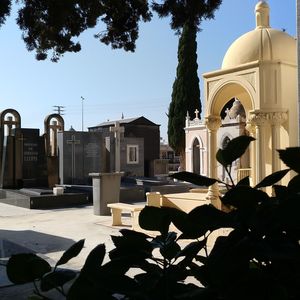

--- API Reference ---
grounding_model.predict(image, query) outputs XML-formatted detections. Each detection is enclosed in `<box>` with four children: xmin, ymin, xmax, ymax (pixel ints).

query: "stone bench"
<box><xmin>107</xmin><ymin>203</ymin><xmax>145</xmax><ymax>230</ymax></box>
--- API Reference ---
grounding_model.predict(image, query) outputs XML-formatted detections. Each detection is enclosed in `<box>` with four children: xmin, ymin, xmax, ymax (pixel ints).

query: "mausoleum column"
<box><xmin>269</xmin><ymin>112</ymin><xmax>287</xmax><ymax>173</ymax></box>
<box><xmin>205</xmin><ymin>115</ymin><xmax>222</xmax><ymax>208</ymax></box>
<box><xmin>245</xmin><ymin>121</ymin><xmax>256</xmax><ymax>185</ymax></box>
<box><xmin>249</xmin><ymin>111</ymin><xmax>268</xmax><ymax>183</ymax></box>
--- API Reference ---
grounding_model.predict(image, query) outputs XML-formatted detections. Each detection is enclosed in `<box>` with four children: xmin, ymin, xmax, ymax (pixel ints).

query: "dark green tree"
<box><xmin>154</xmin><ymin>0</ymin><xmax>222</xmax><ymax>164</ymax></box>
<box><xmin>167</xmin><ymin>23</ymin><xmax>200</xmax><ymax>162</ymax></box>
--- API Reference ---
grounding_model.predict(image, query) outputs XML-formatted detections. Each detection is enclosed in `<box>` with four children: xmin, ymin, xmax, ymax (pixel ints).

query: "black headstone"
<box><xmin>14</xmin><ymin>128</ymin><xmax>47</xmax><ymax>187</ymax></box>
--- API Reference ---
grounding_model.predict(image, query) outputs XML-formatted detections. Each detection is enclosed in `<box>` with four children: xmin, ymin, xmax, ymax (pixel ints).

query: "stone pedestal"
<box><xmin>89</xmin><ymin>172</ymin><xmax>123</xmax><ymax>215</ymax></box>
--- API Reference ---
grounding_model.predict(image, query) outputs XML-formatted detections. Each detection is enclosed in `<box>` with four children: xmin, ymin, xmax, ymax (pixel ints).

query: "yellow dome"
<box><xmin>222</xmin><ymin>1</ymin><xmax>296</xmax><ymax>69</ymax></box>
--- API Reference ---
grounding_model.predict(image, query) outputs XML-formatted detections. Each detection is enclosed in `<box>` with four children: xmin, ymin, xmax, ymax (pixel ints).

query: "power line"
<box><xmin>53</xmin><ymin>105</ymin><xmax>65</xmax><ymax>115</ymax></box>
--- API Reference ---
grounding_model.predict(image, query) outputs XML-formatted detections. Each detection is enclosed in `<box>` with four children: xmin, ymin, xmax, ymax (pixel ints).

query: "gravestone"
<box><xmin>14</xmin><ymin>128</ymin><xmax>47</xmax><ymax>187</ymax></box>
<box><xmin>58</xmin><ymin>131</ymin><xmax>107</xmax><ymax>184</ymax></box>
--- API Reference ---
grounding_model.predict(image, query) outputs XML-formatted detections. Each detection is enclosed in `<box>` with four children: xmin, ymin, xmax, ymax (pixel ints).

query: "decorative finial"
<box><xmin>194</xmin><ymin>109</ymin><xmax>199</xmax><ymax>119</ymax></box>
<box><xmin>255</xmin><ymin>1</ymin><xmax>270</xmax><ymax>29</ymax></box>
<box><xmin>121</xmin><ymin>112</ymin><xmax>124</xmax><ymax>119</ymax></box>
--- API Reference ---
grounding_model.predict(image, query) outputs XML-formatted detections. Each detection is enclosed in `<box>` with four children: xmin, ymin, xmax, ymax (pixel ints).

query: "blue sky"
<box><xmin>0</xmin><ymin>0</ymin><xmax>296</xmax><ymax>142</ymax></box>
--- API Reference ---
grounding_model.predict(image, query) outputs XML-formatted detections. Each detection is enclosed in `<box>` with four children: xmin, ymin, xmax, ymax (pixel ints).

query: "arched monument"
<box><xmin>0</xmin><ymin>109</ymin><xmax>21</xmax><ymax>187</ymax></box>
<box><xmin>186</xmin><ymin>1</ymin><xmax>299</xmax><ymax>206</ymax></box>
<box><xmin>203</xmin><ymin>1</ymin><xmax>298</xmax><ymax>205</ymax></box>
<box><xmin>44</xmin><ymin>114</ymin><xmax>65</xmax><ymax>187</ymax></box>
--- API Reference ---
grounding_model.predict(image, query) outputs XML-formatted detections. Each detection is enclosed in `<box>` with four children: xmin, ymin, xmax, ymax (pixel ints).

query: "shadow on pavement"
<box><xmin>0</xmin><ymin>230</ymin><xmax>76</xmax><ymax>258</ymax></box>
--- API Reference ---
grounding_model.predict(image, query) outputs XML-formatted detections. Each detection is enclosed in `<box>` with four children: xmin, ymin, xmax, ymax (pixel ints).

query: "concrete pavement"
<box><xmin>0</xmin><ymin>202</ymin><xmax>136</xmax><ymax>299</ymax></box>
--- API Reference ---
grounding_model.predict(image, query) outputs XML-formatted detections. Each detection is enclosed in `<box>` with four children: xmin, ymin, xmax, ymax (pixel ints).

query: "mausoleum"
<box><xmin>185</xmin><ymin>1</ymin><xmax>298</xmax><ymax>205</ymax></box>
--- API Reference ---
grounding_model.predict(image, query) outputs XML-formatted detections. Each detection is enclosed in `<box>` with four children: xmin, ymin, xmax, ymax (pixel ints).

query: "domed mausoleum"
<box><xmin>185</xmin><ymin>1</ymin><xmax>298</xmax><ymax>207</ymax></box>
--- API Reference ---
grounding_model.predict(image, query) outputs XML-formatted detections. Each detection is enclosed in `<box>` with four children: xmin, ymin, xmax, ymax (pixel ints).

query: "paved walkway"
<box><xmin>0</xmin><ymin>202</ymin><xmax>136</xmax><ymax>299</ymax></box>
<box><xmin>0</xmin><ymin>200</ymin><xmax>229</xmax><ymax>299</ymax></box>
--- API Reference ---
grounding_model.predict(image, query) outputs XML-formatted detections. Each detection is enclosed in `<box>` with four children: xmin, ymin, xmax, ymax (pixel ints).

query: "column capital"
<box><xmin>205</xmin><ymin>115</ymin><xmax>221</xmax><ymax>131</ymax></box>
<box><xmin>249</xmin><ymin>111</ymin><xmax>269</xmax><ymax>126</ymax></box>
<box><xmin>268</xmin><ymin>111</ymin><xmax>288</xmax><ymax>126</ymax></box>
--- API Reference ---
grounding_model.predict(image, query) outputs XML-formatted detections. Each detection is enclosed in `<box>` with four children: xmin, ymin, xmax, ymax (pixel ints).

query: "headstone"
<box><xmin>14</xmin><ymin>128</ymin><xmax>47</xmax><ymax>187</ymax></box>
<box><xmin>58</xmin><ymin>131</ymin><xmax>106</xmax><ymax>184</ymax></box>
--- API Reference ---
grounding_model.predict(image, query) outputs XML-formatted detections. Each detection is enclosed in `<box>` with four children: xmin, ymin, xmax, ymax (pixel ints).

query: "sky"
<box><xmin>0</xmin><ymin>0</ymin><xmax>296</xmax><ymax>142</ymax></box>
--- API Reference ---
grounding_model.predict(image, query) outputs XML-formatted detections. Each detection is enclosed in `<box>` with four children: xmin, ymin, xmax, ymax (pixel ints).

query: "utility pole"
<box><xmin>53</xmin><ymin>105</ymin><xmax>65</xmax><ymax>115</ymax></box>
<box><xmin>81</xmin><ymin>96</ymin><xmax>84</xmax><ymax>131</ymax></box>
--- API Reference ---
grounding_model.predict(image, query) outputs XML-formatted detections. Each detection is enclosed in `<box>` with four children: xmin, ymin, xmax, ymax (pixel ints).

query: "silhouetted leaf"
<box><xmin>170</xmin><ymin>171</ymin><xmax>217</xmax><ymax>186</ymax></box>
<box><xmin>7</xmin><ymin>253</ymin><xmax>51</xmax><ymax>284</ymax></box>
<box><xmin>55</xmin><ymin>239</ymin><xmax>85</xmax><ymax>268</ymax></box>
<box><xmin>120</xmin><ymin>228</ymin><xmax>151</xmax><ymax>239</ymax></box>
<box><xmin>221</xmin><ymin>186</ymin><xmax>269</xmax><ymax>210</ymax></box>
<box><xmin>109</xmin><ymin>230</ymin><xmax>153</xmax><ymax>262</ymax></box>
<box><xmin>176</xmin><ymin>239</ymin><xmax>207</xmax><ymax>266</ymax></box>
<box><xmin>41</xmin><ymin>269</ymin><xmax>77</xmax><ymax>292</ymax></box>
<box><xmin>288</xmin><ymin>174</ymin><xmax>300</xmax><ymax>193</ymax></box>
<box><xmin>255</xmin><ymin>169</ymin><xmax>290</xmax><ymax>189</ymax></box>
<box><xmin>110</xmin><ymin>233</ymin><xmax>152</xmax><ymax>255</ymax></box>
<box><xmin>160</xmin><ymin>240</ymin><xmax>181</xmax><ymax>261</ymax></box>
<box><xmin>279</xmin><ymin>194</ymin><xmax>300</xmax><ymax>233</ymax></box>
<box><xmin>179</xmin><ymin>205</ymin><xmax>234</xmax><ymax>239</ymax></box>
<box><xmin>278</xmin><ymin>148</ymin><xmax>300</xmax><ymax>173</ymax></box>
<box><xmin>81</xmin><ymin>244</ymin><xmax>105</xmax><ymax>274</ymax></box>
<box><xmin>67</xmin><ymin>273</ymin><xmax>110</xmax><ymax>300</ymax></box>
<box><xmin>151</xmin><ymin>232</ymin><xmax>177</xmax><ymax>249</ymax></box>
<box><xmin>217</xmin><ymin>136</ymin><xmax>255</xmax><ymax>166</ymax></box>
<box><xmin>139</xmin><ymin>206</ymin><xmax>171</xmax><ymax>235</ymax></box>
<box><xmin>100</xmin><ymin>258</ymin><xmax>131</xmax><ymax>276</ymax></box>
<box><xmin>237</xmin><ymin>176</ymin><xmax>250</xmax><ymax>186</ymax></box>
<box><xmin>216</xmin><ymin>148</ymin><xmax>228</xmax><ymax>167</ymax></box>
<box><xmin>162</xmin><ymin>207</ymin><xmax>188</xmax><ymax>233</ymax></box>
<box><xmin>273</xmin><ymin>185</ymin><xmax>288</xmax><ymax>200</ymax></box>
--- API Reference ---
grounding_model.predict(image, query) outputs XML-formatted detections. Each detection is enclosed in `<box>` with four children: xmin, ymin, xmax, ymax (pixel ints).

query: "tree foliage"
<box><xmin>165</xmin><ymin>0</ymin><xmax>222</xmax><ymax>155</ymax></box>
<box><xmin>168</xmin><ymin>23</ymin><xmax>201</xmax><ymax>155</ymax></box>
<box><xmin>152</xmin><ymin>0</ymin><xmax>222</xmax><ymax>32</ymax></box>
<box><xmin>0</xmin><ymin>0</ymin><xmax>222</xmax><ymax>62</ymax></box>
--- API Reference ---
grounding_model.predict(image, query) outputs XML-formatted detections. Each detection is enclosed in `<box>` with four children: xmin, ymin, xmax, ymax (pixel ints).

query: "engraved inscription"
<box><xmin>85</xmin><ymin>142</ymin><xmax>99</xmax><ymax>158</ymax></box>
<box><xmin>23</xmin><ymin>142</ymin><xmax>38</xmax><ymax>162</ymax></box>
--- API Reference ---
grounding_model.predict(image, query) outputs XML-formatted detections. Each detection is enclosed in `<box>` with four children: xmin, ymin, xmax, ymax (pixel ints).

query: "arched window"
<box><xmin>192</xmin><ymin>138</ymin><xmax>200</xmax><ymax>174</ymax></box>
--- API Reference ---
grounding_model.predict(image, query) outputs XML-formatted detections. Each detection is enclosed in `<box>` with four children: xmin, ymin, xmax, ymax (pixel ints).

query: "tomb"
<box><xmin>57</xmin><ymin>130</ymin><xmax>106</xmax><ymax>185</ymax></box>
<box><xmin>185</xmin><ymin>1</ymin><xmax>298</xmax><ymax>207</ymax></box>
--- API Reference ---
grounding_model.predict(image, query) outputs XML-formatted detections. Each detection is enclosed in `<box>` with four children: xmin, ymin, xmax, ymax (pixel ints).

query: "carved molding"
<box><xmin>249</xmin><ymin>112</ymin><xmax>269</xmax><ymax>126</ymax></box>
<box><xmin>249</xmin><ymin>111</ymin><xmax>288</xmax><ymax>127</ymax></box>
<box><xmin>268</xmin><ymin>112</ymin><xmax>288</xmax><ymax>126</ymax></box>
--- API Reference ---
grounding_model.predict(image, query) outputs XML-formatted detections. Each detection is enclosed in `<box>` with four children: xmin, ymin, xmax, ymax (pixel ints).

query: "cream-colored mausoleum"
<box><xmin>185</xmin><ymin>1</ymin><xmax>298</xmax><ymax>205</ymax></box>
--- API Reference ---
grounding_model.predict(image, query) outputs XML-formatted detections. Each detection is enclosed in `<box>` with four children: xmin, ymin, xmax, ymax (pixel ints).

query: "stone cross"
<box><xmin>109</xmin><ymin>121</ymin><xmax>125</xmax><ymax>172</ymax></box>
<box><xmin>67</xmin><ymin>135</ymin><xmax>80</xmax><ymax>183</ymax></box>
<box><xmin>4</xmin><ymin>116</ymin><xmax>18</xmax><ymax>136</ymax></box>
<box><xmin>49</xmin><ymin>120</ymin><xmax>61</xmax><ymax>156</ymax></box>
<box><xmin>195</xmin><ymin>109</ymin><xmax>200</xmax><ymax>119</ymax></box>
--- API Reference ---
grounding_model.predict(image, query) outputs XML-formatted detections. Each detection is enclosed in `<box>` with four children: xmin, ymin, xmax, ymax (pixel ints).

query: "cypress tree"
<box><xmin>168</xmin><ymin>23</ymin><xmax>200</xmax><ymax>162</ymax></box>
